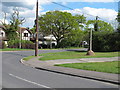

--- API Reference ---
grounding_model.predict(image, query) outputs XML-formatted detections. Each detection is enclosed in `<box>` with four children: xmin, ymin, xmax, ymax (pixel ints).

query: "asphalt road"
<box><xmin>1</xmin><ymin>49</ymin><xmax>119</xmax><ymax>89</ymax></box>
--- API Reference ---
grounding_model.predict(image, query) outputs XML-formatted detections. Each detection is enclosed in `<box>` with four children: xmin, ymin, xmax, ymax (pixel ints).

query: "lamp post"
<box><xmin>86</xmin><ymin>24</ymin><xmax>95</xmax><ymax>56</ymax></box>
<box><xmin>35</xmin><ymin>0</ymin><xmax>39</xmax><ymax>56</ymax></box>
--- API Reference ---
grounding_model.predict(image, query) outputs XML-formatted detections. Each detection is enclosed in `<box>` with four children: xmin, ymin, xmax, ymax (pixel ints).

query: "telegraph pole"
<box><xmin>94</xmin><ymin>16</ymin><xmax>98</xmax><ymax>31</ymax></box>
<box><xmin>35</xmin><ymin>0</ymin><xmax>39</xmax><ymax>56</ymax></box>
<box><xmin>19</xmin><ymin>26</ymin><xmax>21</xmax><ymax>49</ymax></box>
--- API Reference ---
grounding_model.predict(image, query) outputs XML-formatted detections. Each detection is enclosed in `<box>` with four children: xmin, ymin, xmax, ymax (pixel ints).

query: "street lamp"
<box><xmin>86</xmin><ymin>24</ymin><xmax>95</xmax><ymax>56</ymax></box>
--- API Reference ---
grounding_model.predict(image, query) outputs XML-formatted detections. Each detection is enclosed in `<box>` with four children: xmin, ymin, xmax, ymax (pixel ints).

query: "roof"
<box><xmin>0</xmin><ymin>25</ymin><xmax>6</xmax><ymax>30</ymax></box>
<box><xmin>17</xmin><ymin>27</ymin><xmax>32</xmax><ymax>34</ymax></box>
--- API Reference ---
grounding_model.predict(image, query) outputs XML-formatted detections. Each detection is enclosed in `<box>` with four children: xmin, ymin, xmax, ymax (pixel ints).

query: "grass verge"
<box><xmin>0</xmin><ymin>48</ymin><xmax>33</xmax><ymax>51</ymax></box>
<box><xmin>39</xmin><ymin>51</ymin><xmax>118</xmax><ymax>61</ymax></box>
<box><xmin>55</xmin><ymin>61</ymin><xmax>120</xmax><ymax>74</ymax></box>
<box><xmin>23</xmin><ymin>56</ymin><xmax>35</xmax><ymax>61</ymax></box>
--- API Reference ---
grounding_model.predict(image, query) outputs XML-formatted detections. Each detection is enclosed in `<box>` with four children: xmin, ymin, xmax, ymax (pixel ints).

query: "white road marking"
<box><xmin>9</xmin><ymin>73</ymin><xmax>51</xmax><ymax>88</ymax></box>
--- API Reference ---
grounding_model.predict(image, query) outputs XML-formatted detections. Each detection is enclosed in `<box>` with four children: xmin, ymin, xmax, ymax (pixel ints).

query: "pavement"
<box><xmin>21</xmin><ymin>56</ymin><xmax>119</xmax><ymax>85</ymax></box>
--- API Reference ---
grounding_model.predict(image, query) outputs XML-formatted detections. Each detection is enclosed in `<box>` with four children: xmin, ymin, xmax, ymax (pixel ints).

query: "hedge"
<box><xmin>92</xmin><ymin>32</ymin><xmax>120</xmax><ymax>52</ymax></box>
<box><xmin>8</xmin><ymin>40</ymin><xmax>35</xmax><ymax>49</ymax></box>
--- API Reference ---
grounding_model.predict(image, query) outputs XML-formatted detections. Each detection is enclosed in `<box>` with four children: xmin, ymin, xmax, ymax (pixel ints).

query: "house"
<box><xmin>0</xmin><ymin>25</ymin><xmax>57</xmax><ymax>48</ymax></box>
<box><xmin>30</xmin><ymin>33</ymin><xmax>57</xmax><ymax>48</ymax></box>
<box><xmin>0</xmin><ymin>26</ymin><xmax>8</xmax><ymax>46</ymax></box>
<box><xmin>18</xmin><ymin>27</ymin><xmax>32</xmax><ymax>41</ymax></box>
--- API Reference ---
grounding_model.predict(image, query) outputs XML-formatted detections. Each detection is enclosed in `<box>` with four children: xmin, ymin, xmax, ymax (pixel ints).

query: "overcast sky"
<box><xmin>0</xmin><ymin>0</ymin><xmax>119</xmax><ymax>29</ymax></box>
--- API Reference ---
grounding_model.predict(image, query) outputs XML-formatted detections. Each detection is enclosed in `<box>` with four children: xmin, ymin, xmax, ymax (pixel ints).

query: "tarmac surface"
<box><xmin>21</xmin><ymin>56</ymin><xmax>119</xmax><ymax>85</ymax></box>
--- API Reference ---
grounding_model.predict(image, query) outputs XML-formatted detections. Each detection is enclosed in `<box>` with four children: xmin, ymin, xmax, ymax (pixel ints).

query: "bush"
<box><xmin>92</xmin><ymin>32</ymin><xmax>120</xmax><ymax>52</ymax></box>
<box><xmin>8</xmin><ymin>40</ymin><xmax>35</xmax><ymax>49</ymax></box>
<box><xmin>8</xmin><ymin>39</ymin><xmax>19</xmax><ymax>48</ymax></box>
<box><xmin>21</xmin><ymin>40</ymin><xmax>35</xmax><ymax>49</ymax></box>
<box><xmin>0</xmin><ymin>41</ymin><xmax>6</xmax><ymax>49</ymax></box>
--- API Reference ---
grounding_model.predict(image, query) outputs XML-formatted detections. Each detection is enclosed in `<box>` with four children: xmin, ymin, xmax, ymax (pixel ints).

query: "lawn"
<box><xmin>55</xmin><ymin>61</ymin><xmax>120</xmax><ymax>74</ymax></box>
<box><xmin>39</xmin><ymin>51</ymin><xmax>118</xmax><ymax>61</ymax></box>
<box><xmin>0</xmin><ymin>48</ymin><xmax>34</xmax><ymax>51</ymax></box>
<box><xmin>23</xmin><ymin>56</ymin><xmax>35</xmax><ymax>61</ymax></box>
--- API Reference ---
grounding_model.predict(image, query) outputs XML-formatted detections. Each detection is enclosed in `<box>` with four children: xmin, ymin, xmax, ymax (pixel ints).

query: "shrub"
<box><xmin>8</xmin><ymin>40</ymin><xmax>35</xmax><ymax>49</ymax></box>
<box><xmin>21</xmin><ymin>40</ymin><xmax>35</xmax><ymax>49</ymax></box>
<box><xmin>8</xmin><ymin>39</ymin><xmax>19</xmax><ymax>48</ymax></box>
<box><xmin>0</xmin><ymin>41</ymin><xmax>6</xmax><ymax>49</ymax></box>
<box><xmin>92</xmin><ymin>32</ymin><xmax>120</xmax><ymax>52</ymax></box>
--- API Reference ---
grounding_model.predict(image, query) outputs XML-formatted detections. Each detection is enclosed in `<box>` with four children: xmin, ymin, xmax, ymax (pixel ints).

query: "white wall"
<box><xmin>22</xmin><ymin>30</ymin><xmax>31</xmax><ymax>40</ymax></box>
<box><xmin>0</xmin><ymin>28</ymin><xmax>5</xmax><ymax>37</ymax></box>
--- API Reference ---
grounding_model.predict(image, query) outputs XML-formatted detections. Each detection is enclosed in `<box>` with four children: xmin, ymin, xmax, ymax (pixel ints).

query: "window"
<box><xmin>1</xmin><ymin>32</ymin><xmax>3</xmax><ymax>37</ymax></box>
<box><xmin>24</xmin><ymin>33</ymin><xmax>28</xmax><ymax>37</ymax></box>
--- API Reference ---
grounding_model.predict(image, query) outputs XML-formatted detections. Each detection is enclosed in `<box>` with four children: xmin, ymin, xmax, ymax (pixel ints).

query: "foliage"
<box><xmin>39</xmin><ymin>11</ymin><xmax>86</xmax><ymax>47</ymax></box>
<box><xmin>59</xmin><ymin>29</ymin><xmax>85</xmax><ymax>48</ymax></box>
<box><xmin>116</xmin><ymin>10</ymin><xmax>120</xmax><ymax>23</ymax></box>
<box><xmin>21</xmin><ymin>40</ymin><xmax>35</xmax><ymax>49</ymax></box>
<box><xmin>8</xmin><ymin>40</ymin><xmax>35</xmax><ymax>49</ymax></box>
<box><xmin>30</xmin><ymin>27</ymin><xmax>36</xmax><ymax>34</ymax></box>
<box><xmin>86</xmin><ymin>20</ymin><xmax>114</xmax><ymax>32</ymax></box>
<box><xmin>116</xmin><ymin>10</ymin><xmax>120</xmax><ymax>33</ymax></box>
<box><xmin>1</xmin><ymin>9</ymin><xmax>25</xmax><ymax>40</ymax></box>
<box><xmin>0</xmin><ymin>41</ymin><xmax>6</xmax><ymax>49</ymax></box>
<box><xmin>92</xmin><ymin>32</ymin><xmax>120</xmax><ymax>52</ymax></box>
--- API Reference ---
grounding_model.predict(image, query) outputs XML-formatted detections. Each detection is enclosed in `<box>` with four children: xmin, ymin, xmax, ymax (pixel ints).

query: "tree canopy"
<box><xmin>116</xmin><ymin>9</ymin><xmax>120</xmax><ymax>33</ymax></box>
<box><xmin>1</xmin><ymin>9</ymin><xmax>25</xmax><ymax>40</ymax></box>
<box><xmin>39</xmin><ymin>11</ymin><xmax>86</xmax><ymax>47</ymax></box>
<box><xmin>86</xmin><ymin>20</ymin><xmax>114</xmax><ymax>33</ymax></box>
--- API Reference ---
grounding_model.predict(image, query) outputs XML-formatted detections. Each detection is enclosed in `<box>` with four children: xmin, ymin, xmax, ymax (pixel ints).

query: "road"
<box><xmin>1</xmin><ymin>49</ymin><xmax>119</xmax><ymax>89</ymax></box>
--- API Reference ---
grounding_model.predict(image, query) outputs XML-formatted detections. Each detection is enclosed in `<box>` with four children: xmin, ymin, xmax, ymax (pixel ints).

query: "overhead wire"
<box><xmin>46</xmin><ymin>0</ymin><xmax>118</xmax><ymax>22</ymax></box>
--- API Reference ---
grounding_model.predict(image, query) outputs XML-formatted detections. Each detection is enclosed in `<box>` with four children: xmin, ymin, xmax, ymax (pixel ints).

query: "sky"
<box><xmin>0</xmin><ymin>0</ymin><xmax>119</xmax><ymax>29</ymax></box>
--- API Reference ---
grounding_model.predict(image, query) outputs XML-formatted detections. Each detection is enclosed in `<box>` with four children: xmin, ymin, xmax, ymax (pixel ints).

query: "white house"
<box><xmin>43</xmin><ymin>35</ymin><xmax>57</xmax><ymax>46</ymax></box>
<box><xmin>18</xmin><ymin>27</ymin><xmax>32</xmax><ymax>41</ymax></box>
<box><xmin>0</xmin><ymin>26</ymin><xmax>8</xmax><ymax>46</ymax></box>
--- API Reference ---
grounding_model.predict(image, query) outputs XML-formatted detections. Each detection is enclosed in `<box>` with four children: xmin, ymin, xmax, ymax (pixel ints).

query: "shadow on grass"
<box><xmin>66</xmin><ymin>49</ymin><xmax>87</xmax><ymax>52</ymax></box>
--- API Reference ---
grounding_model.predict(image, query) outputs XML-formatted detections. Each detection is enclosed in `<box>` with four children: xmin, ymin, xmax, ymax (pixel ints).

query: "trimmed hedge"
<box><xmin>8</xmin><ymin>40</ymin><xmax>35</xmax><ymax>49</ymax></box>
<box><xmin>92</xmin><ymin>32</ymin><xmax>120</xmax><ymax>52</ymax></box>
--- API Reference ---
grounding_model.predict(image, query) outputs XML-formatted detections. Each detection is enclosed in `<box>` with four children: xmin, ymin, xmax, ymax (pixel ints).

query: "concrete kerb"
<box><xmin>20</xmin><ymin>59</ymin><xmax>36</xmax><ymax>68</ymax></box>
<box><xmin>20</xmin><ymin>58</ymin><xmax>120</xmax><ymax>85</ymax></box>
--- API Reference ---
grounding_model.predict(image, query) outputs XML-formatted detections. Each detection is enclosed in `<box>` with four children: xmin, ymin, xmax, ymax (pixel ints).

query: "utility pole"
<box><xmin>35</xmin><ymin>0</ymin><xmax>39</xmax><ymax>56</ymax></box>
<box><xmin>19</xmin><ymin>26</ymin><xmax>21</xmax><ymax>49</ymax></box>
<box><xmin>94</xmin><ymin>16</ymin><xmax>98</xmax><ymax>31</ymax></box>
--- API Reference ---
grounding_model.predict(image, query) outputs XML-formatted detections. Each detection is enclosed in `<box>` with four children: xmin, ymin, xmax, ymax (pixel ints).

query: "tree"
<box><xmin>116</xmin><ymin>9</ymin><xmax>120</xmax><ymax>32</ymax></box>
<box><xmin>86</xmin><ymin>20</ymin><xmax>114</xmax><ymax>32</ymax></box>
<box><xmin>1</xmin><ymin>8</ymin><xmax>25</xmax><ymax>40</ymax></box>
<box><xmin>39</xmin><ymin>11</ymin><xmax>86</xmax><ymax>47</ymax></box>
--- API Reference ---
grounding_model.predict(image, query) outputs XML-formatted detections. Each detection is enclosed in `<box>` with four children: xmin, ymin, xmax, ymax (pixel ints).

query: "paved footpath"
<box><xmin>21</xmin><ymin>57</ymin><xmax>119</xmax><ymax>84</ymax></box>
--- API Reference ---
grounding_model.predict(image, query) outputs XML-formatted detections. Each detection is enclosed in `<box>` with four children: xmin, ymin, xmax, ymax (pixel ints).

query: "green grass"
<box><xmin>0</xmin><ymin>48</ymin><xmax>34</xmax><ymax>51</ymax></box>
<box><xmin>39</xmin><ymin>47</ymin><xmax>85</xmax><ymax>50</ymax></box>
<box><xmin>39</xmin><ymin>51</ymin><xmax>118</xmax><ymax>61</ymax></box>
<box><xmin>0</xmin><ymin>47</ymin><xmax>85</xmax><ymax>51</ymax></box>
<box><xmin>55</xmin><ymin>61</ymin><xmax>120</xmax><ymax>74</ymax></box>
<box><xmin>23</xmin><ymin>56</ymin><xmax>35</xmax><ymax>61</ymax></box>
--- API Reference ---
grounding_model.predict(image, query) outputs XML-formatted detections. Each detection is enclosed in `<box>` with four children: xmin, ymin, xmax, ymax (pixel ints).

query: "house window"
<box><xmin>1</xmin><ymin>32</ymin><xmax>3</xmax><ymax>37</ymax></box>
<box><xmin>24</xmin><ymin>33</ymin><xmax>28</xmax><ymax>37</ymax></box>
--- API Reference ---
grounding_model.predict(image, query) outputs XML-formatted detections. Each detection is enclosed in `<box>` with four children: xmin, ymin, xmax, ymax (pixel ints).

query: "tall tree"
<box><xmin>39</xmin><ymin>11</ymin><xmax>86</xmax><ymax>47</ymax></box>
<box><xmin>116</xmin><ymin>2</ymin><xmax>120</xmax><ymax>33</ymax></box>
<box><xmin>1</xmin><ymin>8</ymin><xmax>25</xmax><ymax>40</ymax></box>
<box><xmin>86</xmin><ymin>20</ymin><xmax>114</xmax><ymax>32</ymax></box>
